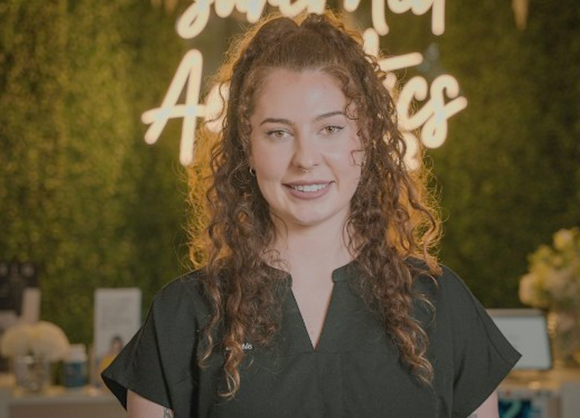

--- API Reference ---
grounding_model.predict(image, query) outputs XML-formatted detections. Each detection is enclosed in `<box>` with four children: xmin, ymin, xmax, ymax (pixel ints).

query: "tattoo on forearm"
<box><xmin>163</xmin><ymin>407</ymin><xmax>174</xmax><ymax>418</ymax></box>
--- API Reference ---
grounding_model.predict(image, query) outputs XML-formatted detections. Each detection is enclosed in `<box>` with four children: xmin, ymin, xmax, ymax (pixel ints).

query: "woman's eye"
<box><xmin>322</xmin><ymin>125</ymin><xmax>344</xmax><ymax>135</ymax></box>
<box><xmin>266</xmin><ymin>130</ymin><xmax>289</xmax><ymax>141</ymax></box>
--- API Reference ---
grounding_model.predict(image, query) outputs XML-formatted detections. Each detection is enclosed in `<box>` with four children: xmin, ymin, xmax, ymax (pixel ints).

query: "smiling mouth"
<box><xmin>289</xmin><ymin>183</ymin><xmax>329</xmax><ymax>192</ymax></box>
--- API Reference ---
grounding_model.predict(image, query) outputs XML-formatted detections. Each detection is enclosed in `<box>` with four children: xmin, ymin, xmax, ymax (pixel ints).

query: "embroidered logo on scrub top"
<box><xmin>224</xmin><ymin>342</ymin><xmax>253</xmax><ymax>351</ymax></box>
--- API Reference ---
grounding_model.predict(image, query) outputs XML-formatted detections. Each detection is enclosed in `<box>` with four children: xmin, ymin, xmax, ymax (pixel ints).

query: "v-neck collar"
<box><xmin>268</xmin><ymin>258</ymin><xmax>357</xmax><ymax>285</ymax></box>
<box><xmin>276</xmin><ymin>259</ymin><xmax>380</xmax><ymax>353</ymax></box>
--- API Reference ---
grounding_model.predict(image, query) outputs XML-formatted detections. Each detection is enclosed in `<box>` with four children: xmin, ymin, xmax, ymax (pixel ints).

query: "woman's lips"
<box><xmin>284</xmin><ymin>181</ymin><xmax>332</xmax><ymax>198</ymax></box>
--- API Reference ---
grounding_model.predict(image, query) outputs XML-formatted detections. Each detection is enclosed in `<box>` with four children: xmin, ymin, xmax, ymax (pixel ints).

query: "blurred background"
<box><xmin>0</xmin><ymin>0</ymin><xmax>578</xmax><ymax>348</ymax></box>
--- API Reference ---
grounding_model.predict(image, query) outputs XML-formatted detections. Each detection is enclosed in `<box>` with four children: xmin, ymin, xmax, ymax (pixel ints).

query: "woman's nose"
<box><xmin>291</xmin><ymin>133</ymin><xmax>320</xmax><ymax>171</ymax></box>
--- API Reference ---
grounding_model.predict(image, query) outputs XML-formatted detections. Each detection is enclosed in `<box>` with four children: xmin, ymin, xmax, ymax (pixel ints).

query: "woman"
<box><xmin>103</xmin><ymin>11</ymin><xmax>520</xmax><ymax>418</ymax></box>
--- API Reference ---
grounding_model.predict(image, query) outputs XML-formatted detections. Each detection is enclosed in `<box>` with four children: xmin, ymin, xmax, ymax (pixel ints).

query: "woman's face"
<box><xmin>249</xmin><ymin>68</ymin><xmax>363</xmax><ymax>233</ymax></box>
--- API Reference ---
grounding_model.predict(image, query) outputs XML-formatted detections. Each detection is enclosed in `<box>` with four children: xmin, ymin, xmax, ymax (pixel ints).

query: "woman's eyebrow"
<box><xmin>259</xmin><ymin>117</ymin><xmax>293</xmax><ymax>126</ymax></box>
<box><xmin>314</xmin><ymin>110</ymin><xmax>345</xmax><ymax>122</ymax></box>
<box><xmin>259</xmin><ymin>111</ymin><xmax>345</xmax><ymax>126</ymax></box>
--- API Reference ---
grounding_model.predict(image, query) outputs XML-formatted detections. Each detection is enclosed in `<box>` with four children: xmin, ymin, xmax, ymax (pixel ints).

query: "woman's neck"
<box><xmin>271</xmin><ymin>221</ymin><xmax>355</xmax><ymax>276</ymax></box>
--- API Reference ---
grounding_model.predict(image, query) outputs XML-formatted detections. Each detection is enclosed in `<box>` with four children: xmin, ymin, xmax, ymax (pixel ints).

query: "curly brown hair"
<box><xmin>187</xmin><ymin>10</ymin><xmax>442</xmax><ymax>399</ymax></box>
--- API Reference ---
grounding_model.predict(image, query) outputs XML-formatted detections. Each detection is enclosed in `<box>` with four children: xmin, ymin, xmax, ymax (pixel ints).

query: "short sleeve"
<box><xmin>439</xmin><ymin>268</ymin><xmax>521</xmax><ymax>418</ymax></box>
<box><xmin>102</xmin><ymin>300</ymin><xmax>172</xmax><ymax>409</ymax></box>
<box><xmin>101</xmin><ymin>275</ymin><xmax>205</xmax><ymax>412</ymax></box>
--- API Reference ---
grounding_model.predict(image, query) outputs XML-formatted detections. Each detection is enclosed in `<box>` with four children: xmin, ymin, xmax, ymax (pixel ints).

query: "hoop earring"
<box><xmin>249</xmin><ymin>167</ymin><xmax>255</xmax><ymax>177</ymax></box>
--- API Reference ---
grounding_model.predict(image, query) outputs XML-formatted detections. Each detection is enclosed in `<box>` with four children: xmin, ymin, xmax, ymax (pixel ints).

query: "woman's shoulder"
<box><xmin>155</xmin><ymin>269</ymin><xmax>205</xmax><ymax>296</ymax></box>
<box><xmin>411</xmin><ymin>261</ymin><xmax>474</xmax><ymax>301</ymax></box>
<box><xmin>151</xmin><ymin>269</ymin><xmax>210</xmax><ymax>317</ymax></box>
<box><xmin>412</xmin><ymin>261</ymin><xmax>494</xmax><ymax>329</ymax></box>
<box><xmin>435</xmin><ymin>264</ymin><xmax>479</xmax><ymax>302</ymax></box>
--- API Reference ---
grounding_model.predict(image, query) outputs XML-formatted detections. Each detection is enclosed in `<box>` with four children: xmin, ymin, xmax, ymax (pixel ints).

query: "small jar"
<box><xmin>63</xmin><ymin>344</ymin><xmax>88</xmax><ymax>388</ymax></box>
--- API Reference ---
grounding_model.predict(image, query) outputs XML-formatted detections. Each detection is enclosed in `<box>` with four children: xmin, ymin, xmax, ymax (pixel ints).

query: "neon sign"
<box><xmin>143</xmin><ymin>0</ymin><xmax>466</xmax><ymax>167</ymax></box>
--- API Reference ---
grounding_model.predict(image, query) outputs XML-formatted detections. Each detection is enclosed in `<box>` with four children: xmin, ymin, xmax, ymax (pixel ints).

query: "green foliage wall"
<box><xmin>0</xmin><ymin>0</ymin><xmax>188</xmax><ymax>345</ymax></box>
<box><xmin>348</xmin><ymin>0</ymin><xmax>579</xmax><ymax>306</ymax></box>
<box><xmin>352</xmin><ymin>0</ymin><xmax>579</xmax><ymax>307</ymax></box>
<box><xmin>431</xmin><ymin>1</ymin><xmax>580</xmax><ymax>306</ymax></box>
<box><xmin>1</xmin><ymin>0</ymin><xmax>579</xmax><ymax>345</ymax></box>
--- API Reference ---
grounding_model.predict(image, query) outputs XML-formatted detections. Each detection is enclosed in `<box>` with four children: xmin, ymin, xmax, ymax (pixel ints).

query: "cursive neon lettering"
<box><xmin>397</xmin><ymin>75</ymin><xmax>467</xmax><ymax>148</ymax></box>
<box><xmin>370</xmin><ymin>0</ymin><xmax>445</xmax><ymax>36</ymax></box>
<box><xmin>146</xmin><ymin>0</ymin><xmax>465</xmax><ymax>166</ymax></box>
<box><xmin>142</xmin><ymin>49</ymin><xmax>204</xmax><ymax>165</ymax></box>
<box><xmin>270</xmin><ymin>0</ymin><xmax>326</xmax><ymax>16</ymax></box>
<box><xmin>177</xmin><ymin>0</ymin><xmax>444</xmax><ymax>40</ymax></box>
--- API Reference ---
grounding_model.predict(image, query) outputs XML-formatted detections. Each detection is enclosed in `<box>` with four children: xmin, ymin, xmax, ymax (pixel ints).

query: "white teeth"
<box><xmin>292</xmin><ymin>184</ymin><xmax>327</xmax><ymax>192</ymax></box>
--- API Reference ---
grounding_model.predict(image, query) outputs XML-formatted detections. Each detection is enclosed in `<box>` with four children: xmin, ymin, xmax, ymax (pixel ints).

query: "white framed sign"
<box><xmin>93</xmin><ymin>288</ymin><xmax>142</xmax><ymax>380</ymax></box>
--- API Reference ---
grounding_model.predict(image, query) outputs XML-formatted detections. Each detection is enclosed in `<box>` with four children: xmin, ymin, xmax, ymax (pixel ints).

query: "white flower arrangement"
<box><xmin>0</xmin><ymin>321</ymin><xmax>71</xmax><ymax>362</ymax></box>
<box><xmin>519</xmin><ymin>227</ymin><xmax>580</xmax><ymax>311</ymax></box>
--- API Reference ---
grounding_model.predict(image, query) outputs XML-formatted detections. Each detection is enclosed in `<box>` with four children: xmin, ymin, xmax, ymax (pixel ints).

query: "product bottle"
<box><xmin>63</xmin><ymin>344</ymin><xmax>88</xmax><ymax>388</ymax></box>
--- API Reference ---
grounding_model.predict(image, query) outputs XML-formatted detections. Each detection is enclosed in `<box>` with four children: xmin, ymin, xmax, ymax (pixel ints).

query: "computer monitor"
<box><xmin>488</xmin><ymin>309</ymin><xmax>552</xmax><ymax>370</ymax></box>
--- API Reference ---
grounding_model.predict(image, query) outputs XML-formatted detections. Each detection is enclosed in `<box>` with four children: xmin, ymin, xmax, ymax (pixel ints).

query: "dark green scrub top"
<box><xmin>102</xmin><ymin>263</ymin><xmax>520</xmax><ymax>418</ymax></box>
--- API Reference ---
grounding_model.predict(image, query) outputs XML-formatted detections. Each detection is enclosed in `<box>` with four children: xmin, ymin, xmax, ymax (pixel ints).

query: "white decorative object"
<box><xmin>0</xmin><ymin>321</ymin><xmax>70</xmax><ymax>361</ymax></box>
<box><xmin>519</xmin><ymin>228</ymin><xmax>580</xmax><ymax>312</ymax></box>
<box><xmin>0</xmin><ymin>321</ymin><xmax>70</xmax><ymax>391</ymax></box>
<box><xmin>13</xmin><ymin>355</ymin><xmax>51</xmax><ymax>392</ymax></box>
<box><xmin>519</xmin><ymin>227</ymin><xmax>580</xmax><ymax>368</ymax></box>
